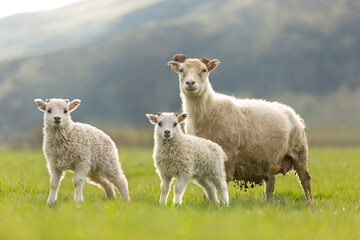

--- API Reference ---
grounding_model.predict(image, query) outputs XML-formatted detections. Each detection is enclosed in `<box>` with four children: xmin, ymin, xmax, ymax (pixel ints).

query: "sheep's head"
<box><xmin>34</xmin><ymin>98</ymin><xmax>81</xmax><ymax>128</ymax></box>
<box><xmin>167</xmin><ymin>54</ymin><xmax>220</xmax><ymax>97</ymax></box>
<box><xmin>146</xmin><ymin>112</ymin><xmax>188</xmax><ymax>140</ymax></box>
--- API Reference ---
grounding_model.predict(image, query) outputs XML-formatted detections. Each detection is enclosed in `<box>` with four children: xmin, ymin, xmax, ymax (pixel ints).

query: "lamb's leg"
<box><xmin>159</xmin><ymin>175</ymin><xmax>172</xmax><ymax>205</ymax></box>
<box><xmin>47</xmin><ymin>168</ymin><xmax>64</xmax><ymax>205</ymax></box>
<box><xmin>173</xmin><ymin>177</ymin><xmax>189</xmax><ymax>205</ymax></box>
<box><xmin>197</xmin><ymin>179</ymin><xmax>218</xmax><ymax>204</ymax></box>
<box><xmin>73</xmin><ymin>165</ymin><xmax>90</xmax><ymax>202</ymax></box>
<box><xmin>265</xmin><ymin>175</ymin><xmax>276</xmax><ymax>201</ymax></box>
<box><xmin>212</xmin><ymin>177</ymin><xmax>229</xmax><ymax>206</ymax></box>
<box><xmin>107</xmin><ymin>171</ymin><xmax>130</xmax><ymax>201</ymax></box>
<box><xmin>89</xmin><ymin>172</ymin><xmax>116</xmax><ymax>199</ymax></box>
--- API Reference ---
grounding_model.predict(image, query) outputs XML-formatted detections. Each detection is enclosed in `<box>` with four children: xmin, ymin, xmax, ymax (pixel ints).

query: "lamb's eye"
<box><xmin>64</xmin><ymin>109</ymin><xmax>68</xmax><ymax>114</ymax></box>
<box><xmin>47</xmin><ymin>109</ymin><xmax>52</xmax><ymax>114</ymax></box>
<box><xmin>158</xmin><ymin>122</ymin><xmax>162</xmax><ymax>127</ymax></box>
<box><xmin>179</xmin><ymin>69</ymin><xmax>184</xmax><ymax>73</ymax></box>
<box><xmin>173</xmin><ymin>123</ymin><xmax>177</xmax><ymax>127</ymax></box>
<box><xmin>201</xmin><ymin>69</ymin><xmax>207</xmax><ymax>73</ymax></box>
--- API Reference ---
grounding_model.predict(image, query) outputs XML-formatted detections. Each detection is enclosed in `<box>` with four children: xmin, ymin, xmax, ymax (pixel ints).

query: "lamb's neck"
<box><xmin>155</xmin><ymin>129</ymin><xmax>185</xmax><ymax>149</ymax></box>
<box><xmin>44</xmin><ymin>122</ymin><xmax>73</xmax><ymax>144</ymax></box>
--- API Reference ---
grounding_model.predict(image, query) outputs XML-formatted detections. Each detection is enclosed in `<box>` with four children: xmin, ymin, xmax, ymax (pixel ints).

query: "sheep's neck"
<box><xmin>181</xmin><ymin>86</ymin><xmax>214</xmax><ymax>125</ymax></box>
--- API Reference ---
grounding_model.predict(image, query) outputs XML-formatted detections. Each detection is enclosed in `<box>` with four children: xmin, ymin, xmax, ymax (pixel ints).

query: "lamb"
<box><xmin>146</xmin><ymin>112</ymin><xmax>229</xmax><ymax>205</ymax></box>
<box><xmin>167</xmin><ymin>54</ymin><xmax>314</xmax><ymax>203</ymax></box>
<box><xmin>34</xmin><ymin>98</ymin><xmax>130</xmax><ymax>205</ymax></box>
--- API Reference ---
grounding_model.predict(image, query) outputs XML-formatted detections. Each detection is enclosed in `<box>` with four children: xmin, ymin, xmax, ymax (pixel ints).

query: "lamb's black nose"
<box><xmin>164</xmin><ymin>130</ymin><xmax>170</xmax><ymax>135</ymax></box>
<box><xmin>54</xmin><ymin>117</ymin><xmax>61</xmax><ymax>122</ymax></box>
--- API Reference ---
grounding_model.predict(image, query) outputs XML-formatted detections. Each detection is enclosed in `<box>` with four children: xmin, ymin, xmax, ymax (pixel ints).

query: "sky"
<box><xmin>0</xmin><ymin>0</ymin><xmax>85</xmax><ymax>19</ymax></box>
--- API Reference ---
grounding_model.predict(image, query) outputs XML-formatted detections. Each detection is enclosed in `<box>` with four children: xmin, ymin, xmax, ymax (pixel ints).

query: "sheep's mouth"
<box><xmin>185</xmin><ymin>87</ymin><xmax>198</xmax><ymax>92</ymax></box>
<box><xmin>163</xmin><ymin>134</ymin><xmax>171</xmax><ymax>139</ymax></box>
<box><xmin>53</xmin><ymin>120</ymin><xmax>61</xmax><ymax>124</ymax></box>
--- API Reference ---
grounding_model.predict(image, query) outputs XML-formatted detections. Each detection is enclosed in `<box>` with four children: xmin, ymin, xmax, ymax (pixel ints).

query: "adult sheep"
<box><xmin>167</xmin><ymin>54</ymin><xmax>313</xmax><ymax>203</ymax></box>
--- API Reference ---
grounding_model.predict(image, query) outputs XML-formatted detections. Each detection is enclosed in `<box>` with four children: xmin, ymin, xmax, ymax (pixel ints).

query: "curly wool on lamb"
<box><xmin>147</xmin><ymin>112</ymin><xmax>229</xmax><ymax>205</ymax></box>
<box><xmin>35</xmin><ymin>98</ymin><xmax>130</xmax><ymax>205</ymax></box>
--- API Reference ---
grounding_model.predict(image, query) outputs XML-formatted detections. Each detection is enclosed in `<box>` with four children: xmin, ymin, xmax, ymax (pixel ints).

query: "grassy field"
<box><xmin>0</xmin><ymin>147</ymin><xmax>359</xmax><ymax>240</ymax></box>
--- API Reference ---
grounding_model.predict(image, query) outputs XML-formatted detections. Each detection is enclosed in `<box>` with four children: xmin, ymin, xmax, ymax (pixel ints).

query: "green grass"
<box><xmin>0</xmin><ymin>147</ymin><xmax>359</xmax><ymax>240</ymax></box>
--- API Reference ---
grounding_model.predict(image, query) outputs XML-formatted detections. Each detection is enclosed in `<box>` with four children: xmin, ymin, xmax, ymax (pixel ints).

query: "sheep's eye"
<box><xmin>158</xmin><ymin>122</ymin><xmax>162</xmax><ymax>127</ymax></box>
<box><xmin>47</xmin><ymin>109</ymin><xmax>52</xmax><ymax>114</ymax></box>
<box><xmin>179</xmin><ymin>69</ymin><xmax>184</xmax><ymax>73</ymax></box>
<box><xmin>173</xmin><ymin>123</ymin><xmax>177</xmax><ymax>127</ymax></box>
<box><xmin>64</xmin><ymin>109</ymin><xmax>68</xmax><ymax>114</ymax></box>
<box><xmin>201</xmin><ymin>69</ymin><xmax>207</xmax><ymax>73</ymax></box>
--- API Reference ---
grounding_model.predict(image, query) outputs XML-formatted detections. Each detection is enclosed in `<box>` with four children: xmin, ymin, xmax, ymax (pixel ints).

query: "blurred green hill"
<box><xmin>0</xmin><ymin>0</ymin><xmax>359</xmax><ymax>146</ymax></box>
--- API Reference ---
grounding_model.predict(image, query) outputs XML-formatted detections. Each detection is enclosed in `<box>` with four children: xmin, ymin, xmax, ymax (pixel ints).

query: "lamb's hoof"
<box><xmin>47</xmin><ymin>199</ymin><xmax>56</xmax><ymax>206</ymax></box>
<box><xmin>123</xmin><ymin>196</ymin><xmax>131</xmax><ymax>202</ymax></box>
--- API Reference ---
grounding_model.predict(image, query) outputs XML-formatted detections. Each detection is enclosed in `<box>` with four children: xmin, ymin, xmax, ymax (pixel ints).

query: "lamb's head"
<box><xmin>34</xmin><ymin>98</ymin><xmax>81</xmax><ymax>128</ymax></box>
<box><xmin>167</xmin><ymin>54</ymin><xmax>220</xmax><ymax>97</ymax></box>
<box><xmin>146</xmin><ymin>112</ymin><xmax>188</xmax><ymax>139</ymax></box>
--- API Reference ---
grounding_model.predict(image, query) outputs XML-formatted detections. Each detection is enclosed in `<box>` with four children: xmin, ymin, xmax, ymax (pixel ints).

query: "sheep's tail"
<box><xmin>223</xmin><ymin>154</ymin><xmax>228</xmax><ymax>162</ymax></box>
<box><xmin>300</xmin><ymin>117</ymin><xmax>307</xmax><ymax>131</ymax></box>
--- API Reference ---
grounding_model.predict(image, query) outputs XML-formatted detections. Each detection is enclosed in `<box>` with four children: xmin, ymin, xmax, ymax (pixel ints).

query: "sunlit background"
<box><xmin>0</xmin><ymin>0</ymin><xmax>359</xmax><ymax>148</ymax></box>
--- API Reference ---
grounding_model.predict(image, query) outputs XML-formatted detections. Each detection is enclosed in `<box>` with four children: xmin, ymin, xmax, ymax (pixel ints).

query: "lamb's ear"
<box><xmin>146</xmin><ymin>114</ymin><xmax>158</xmax><ymax>124</ymax></box>
<box><xmin>34</xmin><ymin>99</ymin><xmax>46</xmax><ymax>112</ymax></box>
<box><xmin>167</xmin><ymin>61</ymin><xmax>180</xmax><ymax>73</ymax></box>
<box><xmin>178</xmin><ymin>112</ymin><xmax>189</xmax><ymax>123</ymax></box>
<box><xmin>69</xmin><ymin>99</ymin><xmax>81</xmax><ymax>112</ymax></box>
<box><xmin>207</xmin><ymin>59</ymin><xmax>220</xmax><ymax>72</ymax></box>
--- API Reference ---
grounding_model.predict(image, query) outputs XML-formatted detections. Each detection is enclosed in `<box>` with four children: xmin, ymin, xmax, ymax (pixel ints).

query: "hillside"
<box><xmin>0</xmin><ymin>0</ymin><xmax>359</xmax><ymax>144</ymax></box>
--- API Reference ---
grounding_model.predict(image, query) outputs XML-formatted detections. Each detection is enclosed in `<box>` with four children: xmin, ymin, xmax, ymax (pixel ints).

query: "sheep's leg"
<box><xmin>173</xmin><ymin>177</ymin><xmax>189</xmax><ymax>205</ymax></box>
<box><xmin>265</xmin><ymin>175</ymin><xmax>276</xmax><ymax>201</ymax></box>
<box><xmin>89</xmin><ymin>172</ymin><xmax>116</xmax><ymax>199</ymax></box>
<box><xmin>224</xmin><ymin>158</ymin><xmax>235</xmax><ymax>182</ymax></box>
<box><xmin>73</xmin><ymin>165</ymin><xmax>90</xmax><ymax>202</ymax></box>
<box><xmin>159</xmin><ymin>175</ymin><xmax>172</xmax><ymax>205</ymax></box>
<box><xmin>294</xmin><ymin>165</ymin><xmax>314</xmax><ymax>203</ymax></box>
<box><xmin>197</xmin><ymin>179</ymin><xmax>218</xmax><ymax>204</ymax></box>
<box><xmin>47</xmin><ymin>168</ymin><xmax>64</xmax><ymax>205</ymax></box>
<box><xmin>212</xmin><ymin>178</ymin><xmax>229</xmax><ymax>206</ymax></box>
<box><xmin>292</xmin><ymin>144</ymin><xmax>314</xmax><ymax>203</ymax></box>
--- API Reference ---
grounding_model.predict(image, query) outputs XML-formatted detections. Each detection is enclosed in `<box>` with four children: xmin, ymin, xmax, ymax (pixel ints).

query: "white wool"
<box><xmin>147</xmin><ymin>112</ymin><xmax>229</xmax><ymax>205</ymax></box>
<box><xmin>35</xmin><ymin>98</ymin><xmax>130</xmax><ymax>204</ymax></box>
<box><xmin>168</xmin><ymin>55</ymin><xmax>313</xmax><ymax>203</ymax></box>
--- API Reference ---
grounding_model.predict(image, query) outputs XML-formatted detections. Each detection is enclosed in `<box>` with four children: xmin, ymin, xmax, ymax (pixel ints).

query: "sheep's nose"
<box><xmin>54</xmin><ymin>117</ymin><xmax>61</xmax><ymax>121</ymax></box>
<box><xmin>186</xmin><ymin>80</ymin><xmax>195</xmax><ymax>86</ymax></box>
<box><xmin>164</xmin><ymin>130</ymin><xmax>170</xmax><ymax>135</ymax></box>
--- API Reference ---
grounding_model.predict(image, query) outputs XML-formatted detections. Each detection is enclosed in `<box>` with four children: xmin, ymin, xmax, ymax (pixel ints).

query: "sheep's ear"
<box><xmin>34</xmin><ymin>99</ymin><xmax>46</xmax><ymax>112</ymax></box>
<box><xmin>178</xmin><ymin>112</ymin><xmax>188</xmax><ymax>123</ymax></box>
<box><xmin>207</xmin><ymin>59</ymin><xmax>220</xmax><ymax>72</ymax></box>
<box><xmin>167</xmin><ymin>61</ymin><xmax>180</xmax><ymax>73</ymax></box>
<box><xmin>146</xmin><ymin>114</ymin><xmax>158</xmax><ymax>124</ymax></box>
<box><xmin>69</xmin><ymin>99</ymin><xmax>81</xmax><ymax>112</ymax></box>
